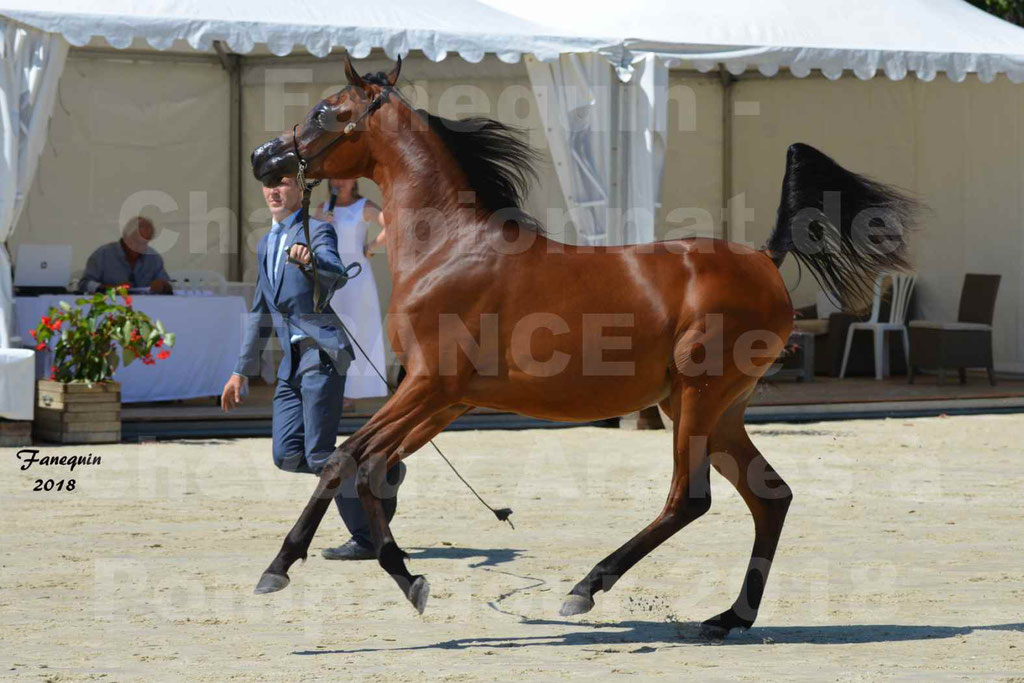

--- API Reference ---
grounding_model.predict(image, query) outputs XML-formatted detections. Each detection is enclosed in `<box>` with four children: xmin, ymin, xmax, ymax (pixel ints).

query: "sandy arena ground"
<box><xmin>2</xmin><ymin>414</ymin><xmax>1024</xmax><ymax>681</ymax></box>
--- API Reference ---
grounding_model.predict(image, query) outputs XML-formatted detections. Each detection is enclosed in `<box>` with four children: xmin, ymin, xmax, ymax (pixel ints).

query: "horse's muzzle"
<box><xmin>251</xmin><ymin>137</ymin><xmax>299</xmax><ymax>187</ymax></box>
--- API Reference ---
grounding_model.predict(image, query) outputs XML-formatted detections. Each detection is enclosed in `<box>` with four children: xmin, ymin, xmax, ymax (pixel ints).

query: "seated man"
<box><xmin>79</xmin><ymin>216</ymin><xmax>173</xmax><ymax>294</ymax></box>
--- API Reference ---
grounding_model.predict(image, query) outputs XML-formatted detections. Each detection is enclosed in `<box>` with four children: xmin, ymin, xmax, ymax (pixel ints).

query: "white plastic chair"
<box><xmin>168</xmin><ymin>270</ymin><xmax>227</xmax><ymax>295</ymax></box>
<box><xmin>839</xmin><ymin>272</ymin><xmax>916</xmax><ymax>380</ymax></box>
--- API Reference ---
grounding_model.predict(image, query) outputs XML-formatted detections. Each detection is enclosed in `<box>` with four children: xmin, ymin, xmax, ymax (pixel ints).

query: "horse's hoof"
<box><xmin>407</xmin><ymin>575</ymin><xmax>430</xmax><ymax>614</ymax></box>
<box><xmin>698</xmin><ymin>621</ymin><xmax>731</xmax><ymax>640</ymax></box>
<box><xmin>700</xmin><ymin>610</ymin><xmax>752</xmax><ymax>640</ymax></box>
<box><xmin>254</xmin><ymin>572</ymin><xmax>290</xmax><ymax>594</ymax></box>
<box><xmin>558</xmin><ymin>593</ymin><xmax>595</xmax><ymax>617</ymax></box>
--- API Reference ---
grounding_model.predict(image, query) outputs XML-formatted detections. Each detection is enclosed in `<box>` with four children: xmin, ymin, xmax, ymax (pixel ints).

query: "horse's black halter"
<box><xmin>290</xmin><ymin>90</ymin><xmax>385</xmax><ymax>312</ymax></box>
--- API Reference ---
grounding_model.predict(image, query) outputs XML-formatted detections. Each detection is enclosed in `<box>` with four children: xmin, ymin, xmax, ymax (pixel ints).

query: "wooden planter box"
<box><xmin>34</xmin><ymin>380</ymin><xmax>121</xmax><ymax>444</ymax></box>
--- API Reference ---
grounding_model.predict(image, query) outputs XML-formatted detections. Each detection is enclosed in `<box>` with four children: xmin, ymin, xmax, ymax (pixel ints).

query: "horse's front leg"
<box><xmin>254</xmin><ymin>380</ymin><xmax>455</xmax><ymax>595</ymax></box>
<box><xmin>357</xmin><ymin>404</ymin><xmax>470</xmax><ymax>612</ymax></box>
<box><xmin>254</xmin><ymin>443</ymin><xmax>360</xmax><ymax>593</ymax></box>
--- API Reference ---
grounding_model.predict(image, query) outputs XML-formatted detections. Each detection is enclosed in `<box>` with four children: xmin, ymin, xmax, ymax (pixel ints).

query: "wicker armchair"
<box><xmin>908</xmin><ymin>274</ymin><xmax>1000</xmax><ymax>385</ymax></box>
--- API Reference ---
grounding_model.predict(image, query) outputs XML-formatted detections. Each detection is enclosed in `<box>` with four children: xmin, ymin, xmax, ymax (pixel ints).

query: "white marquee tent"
<box><xmin>484</xmin><ymin>0</ymin><xmax>1024</xmax><ymax>81</ymax></box>
<box><xmin>3</xmin><ymin>0</ymin><xmax>1024</xmax><ymax>417</ymax></box>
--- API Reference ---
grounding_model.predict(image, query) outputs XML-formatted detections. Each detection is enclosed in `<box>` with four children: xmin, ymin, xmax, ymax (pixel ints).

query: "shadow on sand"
<box><xmin>292</xmin><ymin>618</ymin><xmax>1024</xmax><ymax>655</ymax></box>
<box><xmin>292</xmin><ymin>544</ymin><xmax>1023</xmax><ymax>656</ymax></box>
<box><xmin>404</xmin><ymin>546</ymin><xmax>525</xmax><ymax>569</ymax></box>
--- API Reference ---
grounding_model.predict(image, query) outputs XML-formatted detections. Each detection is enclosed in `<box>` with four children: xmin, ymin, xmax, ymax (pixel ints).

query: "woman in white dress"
<box><xmin>316</xmin><ymin>179</ymin><xmax>389</xmax><ymax>406</ymax></box>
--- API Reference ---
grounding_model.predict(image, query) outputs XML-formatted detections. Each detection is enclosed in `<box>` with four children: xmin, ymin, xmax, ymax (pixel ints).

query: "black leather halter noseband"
<box><xmin>291</xmin><ymin>90</ymin><xmax>385</xmax><ymax>312</ymax></box>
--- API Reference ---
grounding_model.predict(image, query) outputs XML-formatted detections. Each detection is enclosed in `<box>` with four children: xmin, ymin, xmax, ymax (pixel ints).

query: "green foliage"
<box><xmin>30</xmin><ymin>285</ymin><xmax>176</xmax><ymax>384</ymax></box>
<box><xmin>969</xmin><ymin>0</ymin><xmax>1024</xmax><ymax>25</ymax></box>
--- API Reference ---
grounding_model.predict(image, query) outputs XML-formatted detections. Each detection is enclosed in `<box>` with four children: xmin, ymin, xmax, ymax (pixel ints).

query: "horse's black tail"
<box><xmin>762</xmin><ymin>143</ymin><xmax>918</xmax><ymax>308</ymax></box>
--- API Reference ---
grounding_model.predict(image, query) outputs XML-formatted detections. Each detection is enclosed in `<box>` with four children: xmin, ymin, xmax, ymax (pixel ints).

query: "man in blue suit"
<box><xmin>221</xmin><ymin>176</ymin><xmax>403</xmax><ymax>561</ymax></box>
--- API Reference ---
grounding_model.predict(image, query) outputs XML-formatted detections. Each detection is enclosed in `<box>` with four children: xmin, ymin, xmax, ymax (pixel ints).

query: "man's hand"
<box><xmin>149</xmin><ymin>279</ymin><xmax>173</xmax><ymax>295</ymax></box>
<box><xmin>221</xmin><ymin>374</ymin><xmax>246</xmax><ymax>412</ymax></box>
<box><xmin>289</xmin><ymin>244</ymin><xmax>312</xmax><ymax>266</ymax></box>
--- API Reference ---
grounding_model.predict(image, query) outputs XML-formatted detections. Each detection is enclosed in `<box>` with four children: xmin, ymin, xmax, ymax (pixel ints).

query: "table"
<box><xmin>14</xmin><ymin>294</ymin><xmax>247</xmax><ymax>403</ymax></box>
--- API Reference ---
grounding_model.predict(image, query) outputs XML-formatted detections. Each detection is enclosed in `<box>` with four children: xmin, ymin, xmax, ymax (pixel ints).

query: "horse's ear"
<box><xmin>386</xmin><ymin>55</ymin><xmax>402</xmax><ymax>87</ymax></box>
<box><xmin>343</xmin><ymin>52</ymin><xmax>366</xmax><ymax>89</ymax></box>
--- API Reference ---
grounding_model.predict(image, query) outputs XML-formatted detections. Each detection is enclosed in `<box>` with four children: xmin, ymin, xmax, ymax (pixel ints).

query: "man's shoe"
<box><xmin>321</xmin><ymin>539</ymin><xmax>376</xmax><ymax>561</ymax></box>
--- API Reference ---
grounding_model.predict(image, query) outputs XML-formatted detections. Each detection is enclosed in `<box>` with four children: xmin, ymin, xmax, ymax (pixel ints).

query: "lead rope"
<box><xmin>294</xmin><ymin>170</ymin><xmax>514</xmax><ymax>529</ymax></box>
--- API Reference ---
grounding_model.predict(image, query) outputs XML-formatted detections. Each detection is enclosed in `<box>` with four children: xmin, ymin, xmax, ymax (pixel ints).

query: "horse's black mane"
<box><xmin>362</xmin><ymin>71</ymin><xmax>542</xmax><ymax>228</ymax></box>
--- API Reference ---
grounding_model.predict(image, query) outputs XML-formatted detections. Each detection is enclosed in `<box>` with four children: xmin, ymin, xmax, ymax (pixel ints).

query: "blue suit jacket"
<box><xmin>234</xmin><ymin>211</ymin><xmax>354</xmax><ymax>380</ymax></box>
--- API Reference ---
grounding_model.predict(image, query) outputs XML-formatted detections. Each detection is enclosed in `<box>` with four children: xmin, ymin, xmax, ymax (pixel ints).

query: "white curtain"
<box><xmin>0</xmin><ymin>21</ymin><xmax>68</xmax><ymax>348</ymax></box>
<box><xmin>525</xmin><ymin>53</ymin><xmax>614</xmax><ymax>246</ymax></box>
<box><xmin>619</xmin><ymin>53</ymin><xmax>667</xmax><ymax>245</ymax></box>
<box><xmin>526</xmin><ymin>51</ymin><xmax>666</xmax><ymax>246</ymax></box>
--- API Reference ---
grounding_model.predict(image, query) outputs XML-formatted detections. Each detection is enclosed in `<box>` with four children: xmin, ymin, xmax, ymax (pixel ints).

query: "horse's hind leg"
<box><xmin>700</xmin><ymin>397</ymin><xmax>793</xmax><ymax>639</ymax></box>
<box><xmin>559</xmin><ymin>381</ymin><xmax>725</xmax><ymax>617</ymax></box>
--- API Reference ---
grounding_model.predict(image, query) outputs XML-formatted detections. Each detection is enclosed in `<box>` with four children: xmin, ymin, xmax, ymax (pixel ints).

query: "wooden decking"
<box><xmin>748</xmin><ymin>373</ymin><xmax>1024</xmax><ymax>421</ymax></box>
<box><xmin>754</xmin><ymin>373</ymin><xmax>1024</xmax><ymax>406</ymax></box>
<box><xmin>117</xmin><ymin>372</ymin><xmax>1024</xmax><ymax>439</ymax></box>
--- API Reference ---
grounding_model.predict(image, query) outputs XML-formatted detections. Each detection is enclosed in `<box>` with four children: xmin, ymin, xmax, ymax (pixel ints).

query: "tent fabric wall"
<box><xmin>655</xmin><ymin>72</ymin><xmax>724</xmax><ymax>241</ymax></box>
<box><xmin>731</xmin><ymin>73</ymin><xmax>1024</xmax><ymax>372</ymax></box>
<box><xmin>8</xmin><ymin>43</ymin><xmax>1023</xmax><ymax>374</ymax></box>
<box><xmin>10</xmin><ymin>52</ymin><xmax>231</xmax><ymax>290</ymax></box>
<box><xmin>0</xmin><ymin>21</ymin><xmax>67</xmax><ymax>348</ymax></box>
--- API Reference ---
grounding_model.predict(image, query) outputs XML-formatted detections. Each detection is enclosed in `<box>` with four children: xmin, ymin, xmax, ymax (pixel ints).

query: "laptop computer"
<box><xmin>14</xmin><ymin>244</ymin><xmax>72</xmax><ymax>294</ymax></box>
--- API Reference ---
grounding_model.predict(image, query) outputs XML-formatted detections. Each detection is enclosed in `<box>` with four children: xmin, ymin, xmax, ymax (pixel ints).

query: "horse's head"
<box><xmin>251</xmin><ymin>54</ymin><xmax>401</xmax><ymax>186</ymax></box>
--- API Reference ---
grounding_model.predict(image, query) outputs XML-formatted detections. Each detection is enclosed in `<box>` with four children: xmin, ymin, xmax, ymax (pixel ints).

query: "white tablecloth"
<box><xmin>14</xmin><ymin>295</ymin><xmax>246</xmax><ymax>403</ymax></box>
<box><xmin>0</xmin><ymin>348</ymin><xmax>35</xmax><ymax>419</ymax></box>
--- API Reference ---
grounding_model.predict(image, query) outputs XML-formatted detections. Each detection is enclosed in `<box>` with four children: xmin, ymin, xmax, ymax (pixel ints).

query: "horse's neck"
<box><xmin>370</xmin><ymin>109</ymin><xmax>492</xmax><ymax>277</ymax></box>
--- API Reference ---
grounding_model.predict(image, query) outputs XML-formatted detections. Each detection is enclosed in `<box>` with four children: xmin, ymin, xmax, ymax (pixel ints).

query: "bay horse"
<box><xmin>249</xmin><ymin>55</ymin><xmax>914</xmax><ymax>639</ymax></box>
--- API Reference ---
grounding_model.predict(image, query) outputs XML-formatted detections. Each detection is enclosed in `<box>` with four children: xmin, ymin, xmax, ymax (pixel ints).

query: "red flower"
<box><xmin>123</xmin><ymin>294</ymin><xmax>133</xmax><ymax>307</ymax></box>
<box><xmin>29</xmin><ymin>329</ymin><xmax>37</xmax><ymax>338</ymax></box>
<box><xmin>156</xmin><ymin>350</ymin><xmax>171</xmax><ymax>360</ymax></box>
<box><xmin>49</xmin><ymin>319</ymin><xmax>62</xmax><ymax>331</ymax></box>
<box><xmin>141</xmin><ymin>354</ymin><xmax>155</xmax><ymax>365</ymax></box>
<box><xmin>40</xmin><ymin>315</ymin><xmax>51</xmax><ymax>326</ymax></box>
<box><xmin>154</xmin><ymin>338</ymin><xmax>163</xmax><ymax>348</ymax></box>
<box><xmin>35</xmin><ymin>342</ymin><xmax>46</xmax><ymax>351</ymax></box>
<box><xmin>49</xmin><ymin>370</ymin><xmax>57</xmax><ymax>379</ymax></box>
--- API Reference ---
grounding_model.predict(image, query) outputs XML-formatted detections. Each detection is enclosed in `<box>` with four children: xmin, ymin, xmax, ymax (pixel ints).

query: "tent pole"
<box><xmin>718</xmin><ymin>65</ymin><xmax>735</xmax><ymax>242</ymax></box>
<box><xmin>215</xmin><ymin>41</ymin><xmax>243</xmax><ymax>282</ymax></box>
